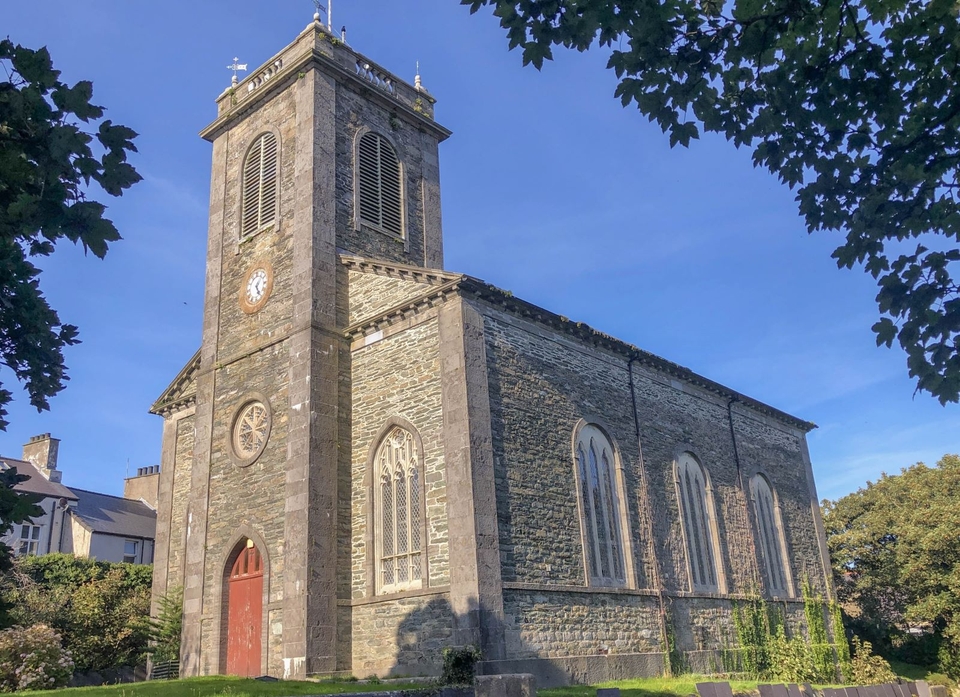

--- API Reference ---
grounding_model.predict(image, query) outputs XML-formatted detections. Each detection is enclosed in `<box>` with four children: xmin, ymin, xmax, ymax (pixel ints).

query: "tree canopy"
<box><xmin>0</xmin><ymin>39</ymin><xmax>141</xmax><ymax>430</ymax></box>
<box><xmin>0</xmin><ymin>39</ymin><xmax>140</xmax><ymax>576</ymax></box>
<box><xmin>823</xmin><ymin>454</ymin><xmax>960</xmax><ymax>676</ymax></box>
<box><xmin>464</xmin><ymin>0</ymin><xmax>960</xmax><ymax>404</ymax></box>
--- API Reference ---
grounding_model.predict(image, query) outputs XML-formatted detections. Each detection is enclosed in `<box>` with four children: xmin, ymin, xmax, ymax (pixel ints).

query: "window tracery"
<box><xmin>751</xmin><ymin>474</ymin><xmax>792</xmax><ymax>597</ymax></box>
<box><xmin>375</xmin><ymin>426</ymin><xmax>423</xmax><ymax>593</ymax></box>
<box><xmin>676</xmin><ymin>452</ymin><xmax>723</xmax><ymax>592</ymax></box>
<box><xmin>574</xmin><ymin>423</ymin><xmax>627</xmax><ymax>587</ymax></box>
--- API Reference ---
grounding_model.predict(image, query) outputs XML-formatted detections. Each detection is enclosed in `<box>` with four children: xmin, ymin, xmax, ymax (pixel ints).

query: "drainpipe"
<box><xmin>45</xmin><ymin>500</ymin><xmax>58</xmax><ymax>555</ymax></box>
<box><xmin>726</xmin><ymin>397</ymin><xmax>744</xmax><ymax>490</ymax></box>
<box><xmin>629</xmin><ymin>353</ymin><xmax>672</xmax><ymax>674</ymax></box>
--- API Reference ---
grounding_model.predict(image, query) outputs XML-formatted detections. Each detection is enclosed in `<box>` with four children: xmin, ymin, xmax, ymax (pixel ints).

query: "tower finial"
<box><xmin>415</xmin><ymin>61</ymin><xmax>423</xmax><ymax>91</ymax></box>
<box><xmin>227</xmin><ymin>57</ymin><xmax>248</xmax><ymax>87</ymax></box>
<box><xmin>312</xmin><ymin>0</ymin><xmax>325</xmax><ymax>23</ymax></box>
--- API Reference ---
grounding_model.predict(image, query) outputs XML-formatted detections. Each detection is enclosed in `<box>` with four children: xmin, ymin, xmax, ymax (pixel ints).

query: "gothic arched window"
<box><xmin>375</xmin><ymin>426</ymin><xmax>423</xmax><ymax>593</ymax></box>
<box><xmin>357</xmin><ymin>131</ymin><xmax>403</xmax><ymax>237</ymax></box>
<box><xmin>751</xmin><ymin>474</ymin><xmax>792</xmax><ymax>597</ymax></box>
<box><xmin>574</xmin><ymin>423</ymin><xmax>627</xmax><ymax>587</ymax></box>
<box><xmin>240</xmin><ymin>132</ymin><xmax>279</xmax><ymax>238</ymax></box>
<box><xmin>676</xmin><ymin>452</ymin><xmax>723</xmax><ymax>592</ymax></box>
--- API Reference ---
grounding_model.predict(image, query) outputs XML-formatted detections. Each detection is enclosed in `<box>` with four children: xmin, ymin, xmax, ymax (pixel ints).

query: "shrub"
<box><xmin>850</xmin><ymin>636</ymin><xmax>897</xmax><ymax>685</ymax></box>
<box><xmin>1</xmin><ymin>554</ymin><xmax>152</xmax><ymax>671</ymax></box>
<box><xmin>147</xmin><ymin>586</ymin><xmax>183</xmax><ymax>663</ymax></box>
<box><xmin>925</xmin><ymin>673</ymin><xmax>956</xmax><ymax>690</ymax></box>
<box><xmin>0</xmin><ymin>624</ymin><xmax>73</xmax><ymax>692</ymax></box>
<box><xmin>441</xmin><ymin>645</ymin><xmax>481</xmax><ymax>686</ymax></box>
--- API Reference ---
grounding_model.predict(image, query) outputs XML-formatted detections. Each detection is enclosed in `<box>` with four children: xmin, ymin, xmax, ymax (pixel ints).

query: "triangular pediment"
<box><xmin>150</xmin><ymin>349</ymin><xmax>201</xmax><ymax>416</ymax></box>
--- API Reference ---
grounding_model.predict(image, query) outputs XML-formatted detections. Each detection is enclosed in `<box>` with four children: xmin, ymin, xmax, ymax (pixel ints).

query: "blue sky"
<box><xmin>3</xmin><ymin>1</ymin><xmax>957</xmax><ymax>502</ymax></box>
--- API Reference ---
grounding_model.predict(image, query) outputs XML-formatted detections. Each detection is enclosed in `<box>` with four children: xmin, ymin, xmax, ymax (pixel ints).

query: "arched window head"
<box><xmin>750</xmin><ymin>474</ymin><xmax>792</xmax><ymax>597</ymax></box>
<box><xmin>375</xmin><ymin>426</ymin><xmax>423</xmax><ymax>593</ymax></box>
<box><xmin>357</xmin><ymin>132</ymin><xmax>403</xmax><ymax>237</ymax></box>
<box><xmin>241</xmin><ymin>132</ymin><xmax>279</xmax><ymax>238</ymax></box>
<box><xmin>676</xmin><ymin>452</ymin><xmax>723</xmax><ymax>593</ymax></box>
<box><xmin>574</xmin><ymin>423</ymin><xmax>627</xmax><ymax>587</ymax></box>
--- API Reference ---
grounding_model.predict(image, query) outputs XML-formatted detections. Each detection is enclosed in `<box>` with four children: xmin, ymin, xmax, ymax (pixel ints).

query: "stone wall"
<box><xmin>165</xmin><ymin>415</ymin><xmax>194</xmax><ymax>589</ymax></box>
<box><xmin>350</xmin><ymin>592</ymin><xmax>455</xmax><ymax>677</ymax></box>
<box><xmin>186</xmin><ymin>76</ymin><xmax>303</xmax><ymax>677</ymax></box>
<box><xmin>481</xmin><ymin>309</ymin><xmax>651</xmax><ymax>590</ymax></box>
<box><xmin>335</xmin><ymin>85</ymin><xmax>441</xmax><ymax>268</ymax></box>
<box><xmin>477</xmin><ymin>300</ymin><xmax>830</xmax><ymax>672</ymax></box>
<box><xmin>347</xmin><ymin>292</ymin><xmax>450</xmax><ymax>675</ymax></box>
<box><xmin>347</xmin><ymin>270</ymin><xmax>435</xmax><ymax>326</ymax></box>
<box><xmin>502</xmin><ymin>588</ymin><xmax>662</xmax><ymax>658</ymax></box>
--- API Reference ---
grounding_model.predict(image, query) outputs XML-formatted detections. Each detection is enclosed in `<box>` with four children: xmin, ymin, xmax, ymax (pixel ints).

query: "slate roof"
<box><xmin>0</xmin><ymin>457</ymin><xmax>77</xmax><ymax>501</ymax></box>
<box><xmin>69</xmin><ymin>488</ymin><xmax>156</xmax><ymax>539</ymax></box>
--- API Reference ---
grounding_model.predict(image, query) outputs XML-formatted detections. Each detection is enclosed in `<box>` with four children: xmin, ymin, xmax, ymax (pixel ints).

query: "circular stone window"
<box><xmin>230</xmin><ymin>397</ymin><xmax>272</xmax><ymax>466</ymax></box>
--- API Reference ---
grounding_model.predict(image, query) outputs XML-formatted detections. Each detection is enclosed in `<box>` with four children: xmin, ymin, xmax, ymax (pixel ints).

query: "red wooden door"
<box><xmin>226</xmin><ymin>544</ymin><xmax>263</xmax><ymax>677</ymax></box>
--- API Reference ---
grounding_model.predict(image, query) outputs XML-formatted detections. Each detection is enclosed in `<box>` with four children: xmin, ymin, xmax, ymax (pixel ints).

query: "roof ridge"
<box><xmin>69</xmin><ymin>487</ymin><xmax>137</xmax><ymax>501</ymax></box>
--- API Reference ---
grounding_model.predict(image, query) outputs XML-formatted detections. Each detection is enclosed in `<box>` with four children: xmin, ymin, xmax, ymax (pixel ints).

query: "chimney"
<box><xmin>22</xmin><ymin>434</ymin><xmax>61</xmax><ymax>483</ymax></box>
<box><xmin>124</xmin><ymin>465</ymin><xmax>160</xmax><ymax>509</ymax></box>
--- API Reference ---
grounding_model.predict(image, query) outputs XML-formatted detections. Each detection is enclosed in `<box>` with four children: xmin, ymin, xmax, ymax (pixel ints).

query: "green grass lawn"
<box><xmin>541</xmin><ymin>676</ymin><xmax>762</xmax><ymax>697</ymax></box>
<box><xmin>888</xmin><ymin>661</ymin><xmax>934</xmax><ymax>682</ymax></box>
<box><xmin>18</xmin><ymin>676</ymin><xmax>422</xmax><ymax>697</ymax></box>
<box><xmin>17</xmin><ymin>663</ymin><xmax>949</xmax><ymax>697</ymax></box>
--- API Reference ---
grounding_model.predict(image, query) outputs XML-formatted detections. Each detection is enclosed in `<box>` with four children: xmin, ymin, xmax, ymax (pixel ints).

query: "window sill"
<box><xmin>339</xmin><ymin>584</ymin><xmax>450</xmax><ymax>607</ymax></box>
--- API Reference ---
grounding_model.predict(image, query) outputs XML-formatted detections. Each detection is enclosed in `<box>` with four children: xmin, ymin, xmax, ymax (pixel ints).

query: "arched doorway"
<box><xmin>225</xmin><ymin>540</ymin><xmax>263</xmax><ymax>676</ymax></box>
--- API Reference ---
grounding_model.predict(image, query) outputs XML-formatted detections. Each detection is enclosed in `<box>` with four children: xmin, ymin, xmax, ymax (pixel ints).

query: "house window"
<box><xmin>676</xmin><ymin>452</ymin><xmax>722</xmax><ymax>592</ymax></box>
<box><xmin>375</xmin><ymin>426</ymin><xmax>423</xmax><ymax>593</ymax></box>
<box><xmin>574</xmin><ymin>423</ymin><xmax>626</xmax><ymax>586</ymax></box>
<box><xmin>751</xmin><ymin>474</ymin><xmax>792</xmax><ymax>597</ymax></box>
<box><xmin>18</xmin><ymin>524</ymin><xmax>41</xmax><ymax>556</ymax></box>
<box><xmin>240</xmin><ymin>132</ymin><xmax>279</xmax><ymax>238</ymax></box>
<box><xmin>123</xmin><ymin>539</ymin><xmax>139</xmax><ymax>564</ymax></box>
<box><xmin>357</xmin><ymin>132</ymin><xmax>403</xmax><ymax>237</ymax></box>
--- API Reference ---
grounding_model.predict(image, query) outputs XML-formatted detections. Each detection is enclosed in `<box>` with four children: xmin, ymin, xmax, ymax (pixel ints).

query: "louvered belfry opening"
<box><xmin>241</xmin><ymin>133</ymin><xmax>278</xmax><ymax>238</ymax></box>
<box><xmin>357</xmin><ymin>132</ymin><xmax>403</xmax><ymax>237</ymax></box>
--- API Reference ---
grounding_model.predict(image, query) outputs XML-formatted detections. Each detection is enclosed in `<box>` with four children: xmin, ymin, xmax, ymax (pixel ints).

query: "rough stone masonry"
<box><xmin>148</xmin><ymin>16</ymin><xmax>835</xmax><ymax>687</ymax></box>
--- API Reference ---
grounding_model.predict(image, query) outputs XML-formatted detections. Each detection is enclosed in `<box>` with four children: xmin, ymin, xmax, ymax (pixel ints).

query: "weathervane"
<box><xmin>227</xmin><ymin>57</ymin><xmax>248</xmax><ymax>86</ymax></box>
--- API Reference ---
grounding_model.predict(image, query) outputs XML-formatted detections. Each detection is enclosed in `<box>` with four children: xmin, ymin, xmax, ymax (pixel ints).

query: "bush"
<box><xmin>0</xmin><ymin>624</ymin><xmax>73</xmax><ymax>692</ymax></box>
<box><xmin>147</xmin><ymin>586</ymin><xmax>182</xmax><ymax>663</ymax></box>
<box><xmin>441</xmin><ymin>645</ymin><xmax>481</xmax><ymax>686</ymax></box>
<box><xmin>0</xmin><ymin>554</ymin><xmax>152</xmax><ymax>671</ymax></box>
<box><xmin>850</xmin><ymin>636</ymin><xmax>897</xmax><ymax>685</ymax></box>
<box><xmin>925</xmin><ymin>673</ymin><xmax>956</xmax><ymax>689</ymax></box>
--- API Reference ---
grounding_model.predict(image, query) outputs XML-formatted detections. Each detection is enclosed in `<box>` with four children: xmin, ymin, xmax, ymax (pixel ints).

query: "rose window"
<box><xmin>233</xmin><ymin>401</ymin><xmax>270</xmax><ymax>462</ymax></box>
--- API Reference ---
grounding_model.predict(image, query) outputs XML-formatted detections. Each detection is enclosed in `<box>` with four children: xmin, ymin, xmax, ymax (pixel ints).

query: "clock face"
<box><xmin>240</xmin><ymin>260</ymin><xmax>273</xmax><ymax>314</ymax></box>
<box><xmin>246</xmin><ymin>269</ymin><xmax>268</xmax><ymax>304</ymax></box>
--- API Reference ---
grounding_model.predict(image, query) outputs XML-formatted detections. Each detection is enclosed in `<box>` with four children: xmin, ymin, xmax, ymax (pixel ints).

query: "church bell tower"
<box><xmin>177</xmin><ymin>16</ymin><xmax>450</xmax><ymax>678</ymax></box>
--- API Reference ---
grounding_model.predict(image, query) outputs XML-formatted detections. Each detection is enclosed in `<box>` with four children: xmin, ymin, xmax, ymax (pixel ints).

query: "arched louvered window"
<box><xmin>676</xmin><ymin>452</ymin><xmax>723</xmax><ymax>592</ymax></box>
<box><xmin>574</xmin><ymin>424</ymin><xmax>627</xmax><ymax>587</ymax></box>
<box><xmin>375</xmin><ymin>426</ymin><xmax>423</xmax><ymax>593</ymax></box>
<box><xmin>241</xmin><ymin>132</ymin><xmax>279</xmax><ymax>238</ymax></box>
<box><xmin>751</xmin><ymin>474</ymin><xmax>792</xmax><ymax>597</ymax></box>
<box><xmin>357</xmin><ymin>132</ymin><xmax>403</xmax><ymax>237</ymax></box>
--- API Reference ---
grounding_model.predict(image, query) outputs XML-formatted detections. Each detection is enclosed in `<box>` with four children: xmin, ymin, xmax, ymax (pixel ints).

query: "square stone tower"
<box><xmin>176</xmin><ymin>18</ymin><xmax>450</xmax><ymax>679</ymax></box>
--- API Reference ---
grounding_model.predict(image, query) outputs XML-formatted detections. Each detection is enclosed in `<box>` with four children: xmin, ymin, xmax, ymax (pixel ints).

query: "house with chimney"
<box><xmin>0</xmin><ymin>434</ymin><xmax>159</xmax><ymax>564</ymax></box>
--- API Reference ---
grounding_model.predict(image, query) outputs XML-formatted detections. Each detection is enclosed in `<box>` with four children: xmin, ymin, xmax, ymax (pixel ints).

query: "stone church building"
<box><xmin>149</xmin><ymin>16</ymin><xmax>834</xmax><ymax>686</ymax></box>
